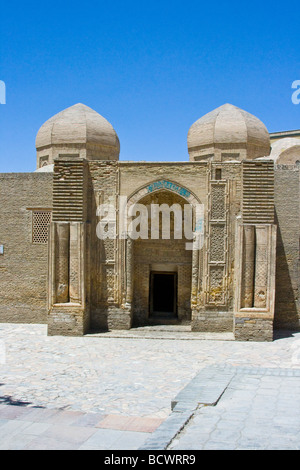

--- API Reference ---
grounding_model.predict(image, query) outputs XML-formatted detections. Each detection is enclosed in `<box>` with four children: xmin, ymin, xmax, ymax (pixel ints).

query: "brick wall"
<box><xmin>0</xmin><ymin>173</ymin><xmax>53</xmax><ymax>323</ymax></box>
<box><xmin>274</xmin><ymin>165</ymin><xmax>300</xmax><ymax>329</ymax></box>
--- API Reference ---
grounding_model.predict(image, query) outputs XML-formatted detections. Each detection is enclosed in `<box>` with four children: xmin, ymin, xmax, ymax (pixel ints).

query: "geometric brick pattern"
<box><xmin>206</xmin><ymin>180</ymin><xmax>228</xmax><ymax>306</ymax></box>
<box><xmin>209</xmin><ymin>224</ymin><xmax>226</xmax><ymax>262</ymax></box>
<box><xmin>210</xmin><ymin>184</ymin><xmax>226</xmax><ymax>220</ymax></box>
<box><xmin>32</xmin><ymin>210</ymin><xmax>52</xmax><ymax>244</ymax></box>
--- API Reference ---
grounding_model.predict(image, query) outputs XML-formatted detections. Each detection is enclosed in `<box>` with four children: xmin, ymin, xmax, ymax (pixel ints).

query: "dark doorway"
<box><xmin>150</xmin><ymin>272</ymin><xmax>177</xmax><ymax>318</ymax></box>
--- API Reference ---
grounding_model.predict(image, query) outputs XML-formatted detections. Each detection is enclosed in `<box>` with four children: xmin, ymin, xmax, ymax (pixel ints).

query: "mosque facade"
<box><xmin>0</xmin><ymin>102</ymin><xmax>299</xmax><ymax>341</ymax></box>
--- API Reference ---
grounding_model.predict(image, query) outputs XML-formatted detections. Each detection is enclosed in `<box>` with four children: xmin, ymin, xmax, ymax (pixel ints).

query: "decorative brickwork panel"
<box><xmin>209</xmin><ymin>224</ymin><xmax>226</xmax><ymax>262</ymax></box>
<box><xmin>101</xmin><ymin>265</ymin><xmax>115</xmax><ymax>303</ymax></box>
<box><xmin>240</xmin><ymin>225</ymin><xmax>255</xmax><ymax>308</ymax></box>
<box><xmin>32</xmin><ymin>211</ymin><xmax>52</xmax><ymax>244</ymax></box>
<box><xmin>254</xmin><ymin>226</ymin><xmax>268</xmax><ymax>309</ymax></box>
<box><xmin>210</xmin><ymin>184</ymin><xmax>226</xmax><ymax>220</ymax></box>
<box><xmin>53</xmin><ymin>159</ymin><xmax>86</xmax><ymax>222</ymax></box>
<box><xmin>206</xmin><ymin>179</ymin><xmax>228</xmax><ymax>306</ymax></box>
<box><xmin>103</xmin><ymin>239</ymin><xmax>115</xmax><ymax>261</ymax></box>
<box><xmin>54</xmin><ymin>222</ymin><xmax>70</xmax><ymax>303</ymax></box>
<box><xmin>242</xmin><ymin>161</ymin><xmax>274</xmax><ymax>223</ymax></box>
<box><xmin>208</xmin><ymin>265</ymin><xmax>225</xmax><ymax>304</ymax></box>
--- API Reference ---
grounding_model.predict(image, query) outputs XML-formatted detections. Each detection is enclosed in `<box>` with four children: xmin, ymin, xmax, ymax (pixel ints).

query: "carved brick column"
<box><xmin>55</xmin><ymin>222</ymin><xmax>70</xmax><ymax>303</ymax></box>
<box><xmin>254</xmin><ymin>226</ymin><xmax>268</xmax><ymax>309</ymax></box>
<box><xmin>191</xmin><ymin>233</ymin><xmax>199</xmax><ymax>309</ymax></box>
<box><xmin>241</xmin><ymin>225</ymin><xmax>255</xmax><ymax>308</ymax></box>
<box><xmin>69</xmin><ymin>222</ymin><xmax>85</xmax><ymax>304</ymax></box>
<box><xmin>125</xmin><ymin>236</ymin><xmax>134</xmax><ymax>306</ymax></box>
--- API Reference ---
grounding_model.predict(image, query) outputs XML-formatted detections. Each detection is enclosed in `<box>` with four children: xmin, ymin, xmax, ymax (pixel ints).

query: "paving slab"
<box><xmin>168</xmin><ymin>368</ymin><xmax>300</xmax><ymax>450</ymax></box>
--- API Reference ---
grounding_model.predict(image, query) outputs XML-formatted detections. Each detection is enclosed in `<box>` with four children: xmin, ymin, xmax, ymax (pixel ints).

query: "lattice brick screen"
<box><xmin>32</xmin><ymin>211</ymin><xmax>52</xmax><ymax>244</ymax></box>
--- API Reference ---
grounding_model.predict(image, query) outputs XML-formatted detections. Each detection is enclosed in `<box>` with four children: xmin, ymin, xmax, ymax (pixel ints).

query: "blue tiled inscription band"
<box><xmin>146</xmin><ymin>180</ymin><xmax>191</xmax><ymax>198</ymax></box>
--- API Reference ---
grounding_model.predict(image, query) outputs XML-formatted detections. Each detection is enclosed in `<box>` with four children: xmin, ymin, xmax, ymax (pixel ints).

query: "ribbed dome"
<box><xmin>187</xmin><ymin>103</ymin><xmax>270</xmax><ymax>161</ymax></box>
<box><xmin>35</xmin><ymin>103</ymin><xmax>120</xmax><ymax>161</ymax></box>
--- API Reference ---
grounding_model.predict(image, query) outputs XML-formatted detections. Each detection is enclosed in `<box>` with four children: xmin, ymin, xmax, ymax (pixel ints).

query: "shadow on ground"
<box><xmin>0</xmin><ymin>393</ymin><xmax>44</xmax><ymax>408</ymax></box>
<box><xmin>273</xmin><ymin>329</ymin><xmax>300</xmax><ymax>340</ymax></box>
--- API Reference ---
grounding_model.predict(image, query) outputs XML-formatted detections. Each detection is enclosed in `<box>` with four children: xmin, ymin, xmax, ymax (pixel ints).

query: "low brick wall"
<box><xmin>234</xmin><ymin>317</ymin><xmax>273</xmax><ymax>341</ymax></box>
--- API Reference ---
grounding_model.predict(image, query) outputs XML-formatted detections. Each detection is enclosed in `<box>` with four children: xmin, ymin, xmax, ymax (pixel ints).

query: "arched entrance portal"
<box><xmin>126</xmin><ymin>186</ymin><xmax>200</xmax><ymax>326</ymax></box>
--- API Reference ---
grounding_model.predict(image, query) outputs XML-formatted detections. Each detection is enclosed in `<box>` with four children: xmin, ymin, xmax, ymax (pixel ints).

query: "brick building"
<box><xmin>0</xmin><ymin>102</ymin><xmax>299</xmax><ymax>341</ymax></box>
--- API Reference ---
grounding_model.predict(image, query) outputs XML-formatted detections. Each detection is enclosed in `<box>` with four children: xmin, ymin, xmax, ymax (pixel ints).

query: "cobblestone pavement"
<box><xmin>0</xmin><ymin>323</ymin><xmax>300</xmax><ymax>449</ymax></box>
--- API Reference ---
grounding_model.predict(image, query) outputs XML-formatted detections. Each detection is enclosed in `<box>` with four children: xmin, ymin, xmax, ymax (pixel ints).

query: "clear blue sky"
<box><xmin>0</xmin><ymin>0</ymin><xmax>299</xmax><ymax>172</ymax></box>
